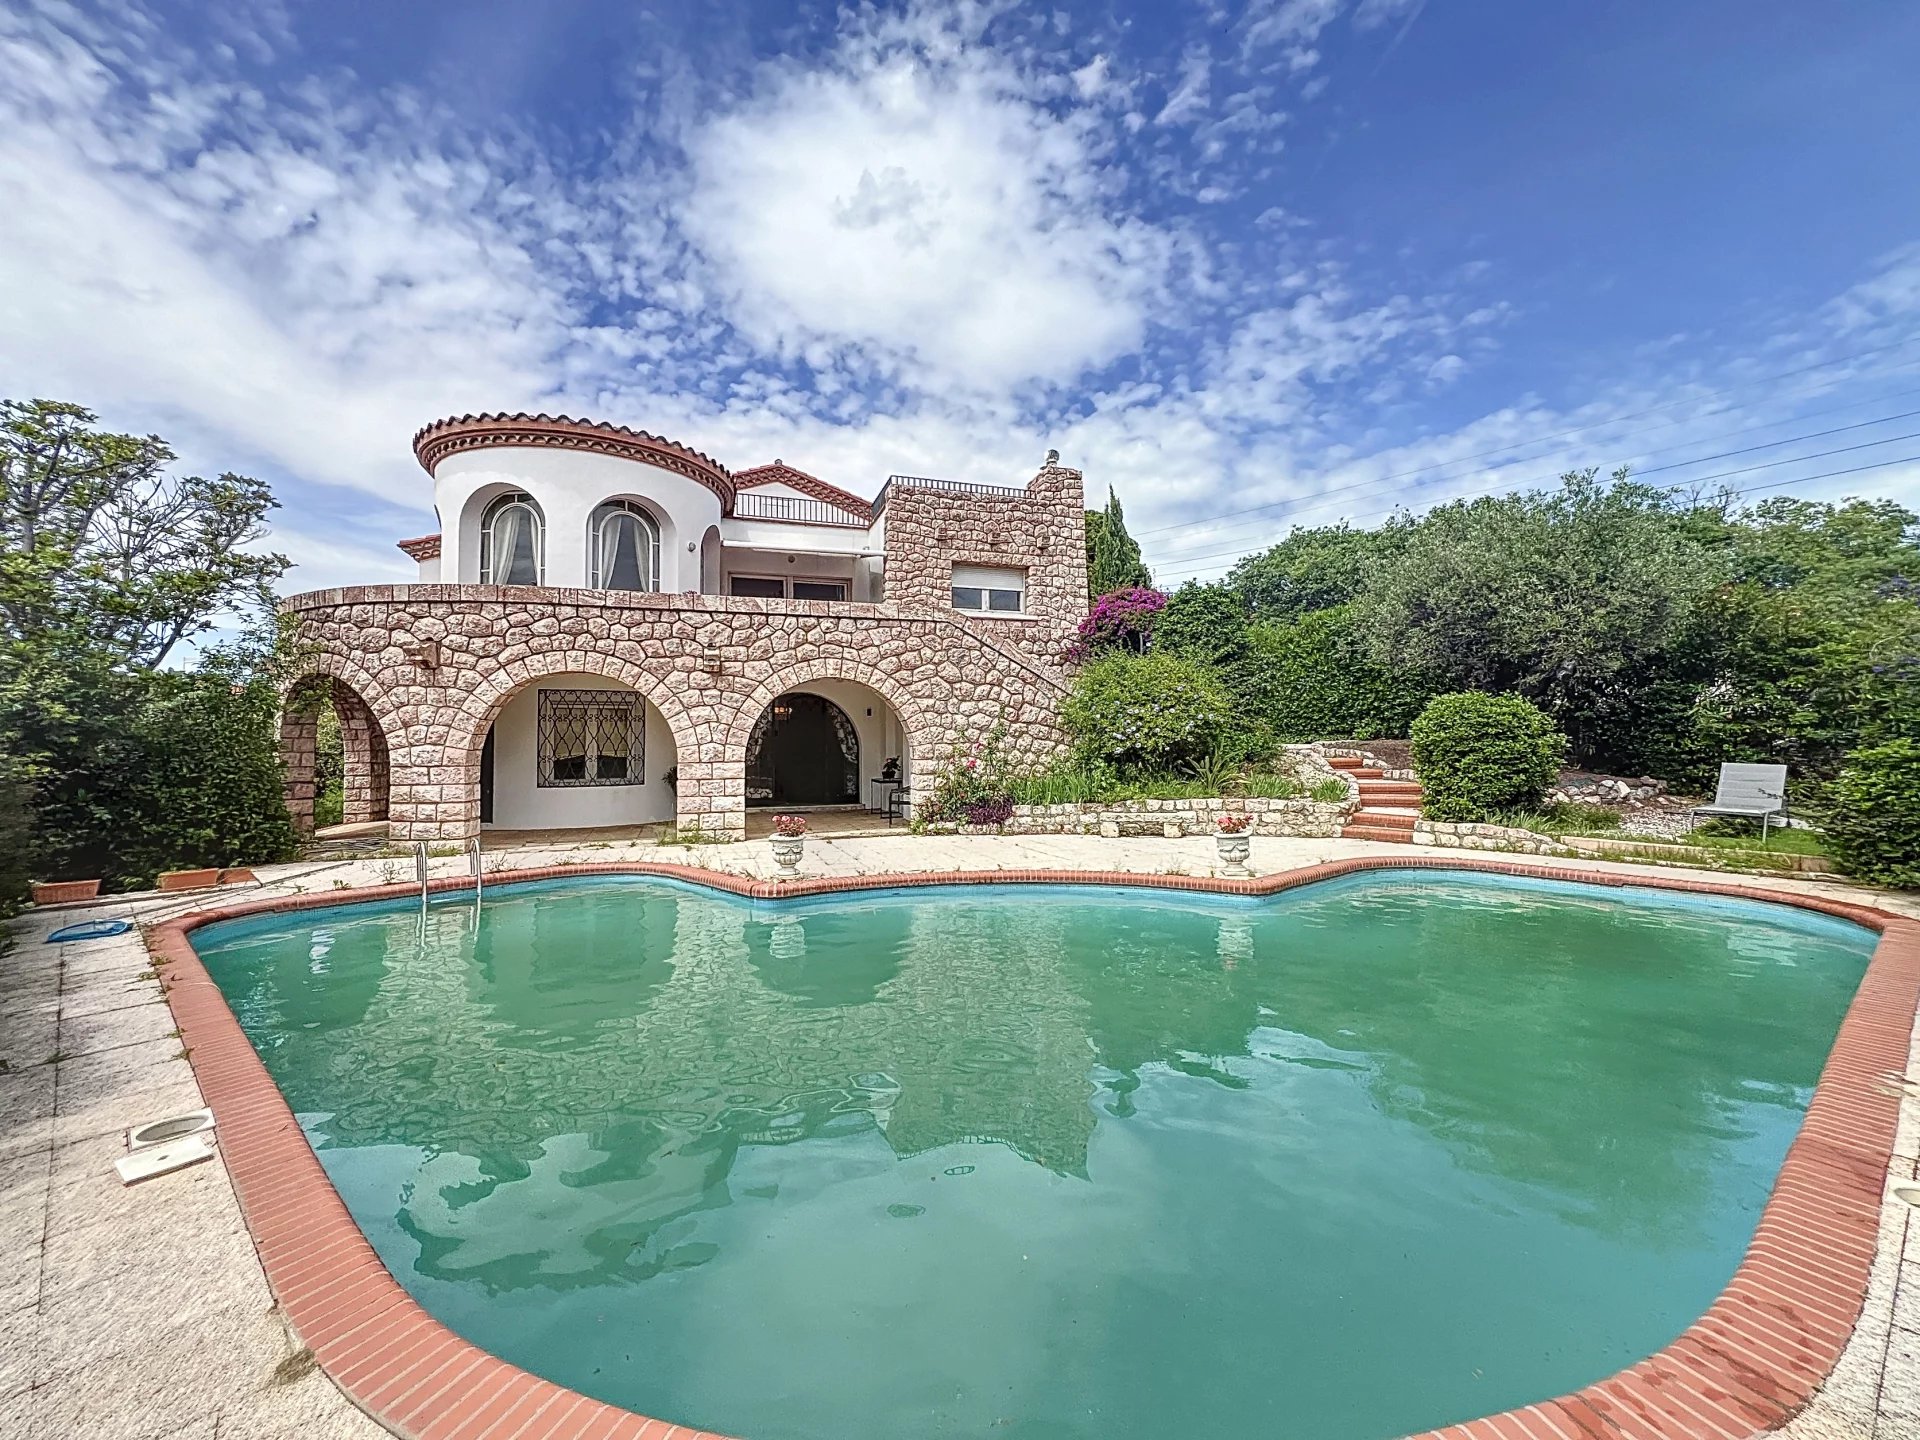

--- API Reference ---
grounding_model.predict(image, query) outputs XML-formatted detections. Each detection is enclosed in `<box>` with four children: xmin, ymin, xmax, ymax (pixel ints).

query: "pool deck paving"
<box><xmin>1</xmin><ymin>832</ymin><xmax>1917</xmax><ymax>1440</ymax></box>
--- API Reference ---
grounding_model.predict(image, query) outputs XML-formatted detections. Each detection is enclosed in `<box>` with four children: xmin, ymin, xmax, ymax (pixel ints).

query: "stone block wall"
<box><xmin>978</xmin><ymin>796</ymin><xmax>1351</xmax><ymax>839</ymax></box>
<box><xmin>279</xmin><ymin>586</ymin><xmax>1075</xmax><ymax>842</ymax></box>
<box><xmin>880</xmin><ymin>466</ymin><xmax>1088</xmax><ymax>669</ymax></box>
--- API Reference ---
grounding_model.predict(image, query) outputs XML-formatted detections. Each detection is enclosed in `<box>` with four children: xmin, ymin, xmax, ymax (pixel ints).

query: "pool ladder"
<box><xmin>409</xmin><ymin>838</ymin><xmax>485</xmax><ymax>909</ymax></box>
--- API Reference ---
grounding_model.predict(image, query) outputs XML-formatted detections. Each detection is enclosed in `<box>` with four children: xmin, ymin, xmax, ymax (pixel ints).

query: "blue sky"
<box><xmin>2</xmin><ymin>0</ymin><xmax>1917</xmax><ymax>591</ymax></box>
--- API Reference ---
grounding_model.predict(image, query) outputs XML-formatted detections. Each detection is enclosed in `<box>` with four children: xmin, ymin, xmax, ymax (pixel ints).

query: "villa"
<box><xmin>280</xmin><ymin>412</ymin><xmax>1089</xmax><ymax>842</ymax></box>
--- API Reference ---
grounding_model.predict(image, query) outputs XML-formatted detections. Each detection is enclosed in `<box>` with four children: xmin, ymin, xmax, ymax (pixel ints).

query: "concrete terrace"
<box><xmin>1</xmin><ymin>832</ymin><xmax>1916</xmax><ymax>1439</ymax></box>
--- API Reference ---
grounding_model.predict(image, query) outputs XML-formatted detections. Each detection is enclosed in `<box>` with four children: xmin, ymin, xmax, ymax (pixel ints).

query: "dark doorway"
<box><xmin>745</xmin><ymin>692</ymin><xmax>859</xmax><ymax>806</ymax></box>
<box><xmin>479</xmin><ymin>727</ymin><xmax>496</xmax><ymax>823</ymax></box>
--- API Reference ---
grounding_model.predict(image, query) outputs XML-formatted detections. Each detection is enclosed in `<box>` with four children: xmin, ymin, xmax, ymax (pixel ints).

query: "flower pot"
<box><xmin>1214</xmin><ymin>833</ymin><xmax>1252</xmax><ymax>878</ymax></box>
<box><xmin>32</xmin><ymin>879</ymin><xmax>101</xmax><ymax>905</ymax></box>
<box><xmin>770</xmin><ymin>835</ymin><xmax>805</xmax><ymax>875</ymax></box>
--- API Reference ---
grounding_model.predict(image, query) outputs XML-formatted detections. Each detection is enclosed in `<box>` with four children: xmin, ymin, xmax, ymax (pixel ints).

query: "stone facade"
<box><xmin>991</xmin><ymin>796</ymin><xmax>1351</xmax><ymax>839</ymax></box>
<box><xmin>281</xmin><ymin>587</ymin><xmax>1076</xmax><ymax>843</ymax></box>
<box><xmin>282</xmin><ymin>418</ymin><xmax>1091</xmax><ymax>845</ymax></box>
<box><xmin>879</xmin><ymin>466</ymin><xmax>1088</xmax><ymax>666</ymax></box>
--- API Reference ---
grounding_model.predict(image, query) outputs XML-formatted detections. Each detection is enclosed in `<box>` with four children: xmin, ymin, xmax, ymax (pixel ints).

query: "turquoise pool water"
<box><xmin>194</xmin><ymin>871</ymin><xmax>1875</xmax><ymax>1440</ymax></box>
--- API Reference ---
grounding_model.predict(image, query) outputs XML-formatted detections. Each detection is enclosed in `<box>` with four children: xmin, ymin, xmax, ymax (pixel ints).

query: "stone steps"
<box><xmin>1341</xmin><ymin>823</ymin><xmax>1418</xmax><ymax>844</ymax></box>
<box><xmin>1357</xmin><ymin>782</ymin><xmax>1422</xmax><ymax>802</ymax></box>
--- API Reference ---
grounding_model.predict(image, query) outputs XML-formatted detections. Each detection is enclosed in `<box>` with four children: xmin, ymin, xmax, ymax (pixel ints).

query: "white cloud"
<box><xmin>0</xmin><ymin>0</ymin><xmax>1914</xmax><ymax>608</ymax></box>
<box><xmin>680</xmin><ymin>17</ymin><xmax>1175</xmax><ymax>393</ymax></box>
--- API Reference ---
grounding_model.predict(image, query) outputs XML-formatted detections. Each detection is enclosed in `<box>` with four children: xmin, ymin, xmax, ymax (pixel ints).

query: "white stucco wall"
<box><xmin>435</xmin><ymin>447</ymin><xmax>724</xmax><ymax>589</ymax></box>
<box><xmin>485</xmin><ymin>674</ymin><xmax>679</xmax><ymax>830</ymax></box>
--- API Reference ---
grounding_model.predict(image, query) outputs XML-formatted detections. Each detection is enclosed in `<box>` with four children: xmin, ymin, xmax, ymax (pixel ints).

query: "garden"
<box><xmin>920</xmin><ymin>473</ymin><xmax>1920</xmax><ymax>888</ymax></box>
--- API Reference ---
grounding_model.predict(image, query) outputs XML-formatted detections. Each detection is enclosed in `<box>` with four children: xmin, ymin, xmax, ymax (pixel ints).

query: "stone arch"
<box><xmin>279</xmin><ymin>665</ymin><xmax>395</xmax><ymax>835</ymax></box>
<box><xmin>723</xmin><ymin>658</ymin><xmax>939</xmax><ymax>830</ymax></box>
<box><xmin>443</xmin><ymin>649</ymin><xmax>704</xmax><ymax>841</ymax></box>
<box><xmin>723</xmin><ymin>659</ymin><xmax>934</xmax><ymax>760</ymax></box>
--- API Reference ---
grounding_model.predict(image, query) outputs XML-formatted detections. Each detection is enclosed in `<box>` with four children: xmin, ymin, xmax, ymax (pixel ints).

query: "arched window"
<box><xmin>480</xmin><ymin>492</ymin><xmax>543</xmax><ymax>586</ymax></box>
<box><xmin>590</xmin><ymin>500</ymin><xmax>661</xmax><ymax>592</ymax></box>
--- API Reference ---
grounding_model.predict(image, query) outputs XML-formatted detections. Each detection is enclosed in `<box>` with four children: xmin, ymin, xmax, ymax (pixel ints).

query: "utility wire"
<box><xmin>1150</xmin><ymin>450</ymin><xmax>1920</xmax><ymax>584</ymax></box>
<box><xmin>1132</xmin><ymin>335</ymin><xmax>1920</xmax><ymax>540</ymax></box>
<box><xmin>1146</xmin><ymin>408</ymin><xmax>1920</xmax><ymax>568</ymax></box>
<box><xmin>1136</xmin><ymin>403</ymin><xmax>1920</xmax><ymax>572</ymax></box>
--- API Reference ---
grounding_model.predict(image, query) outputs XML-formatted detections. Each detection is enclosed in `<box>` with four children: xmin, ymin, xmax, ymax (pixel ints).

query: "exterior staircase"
<box><xmin>1328</xmin><ymin>755</ymin><xmax>1424</xmax><ymax>844</ymax></box>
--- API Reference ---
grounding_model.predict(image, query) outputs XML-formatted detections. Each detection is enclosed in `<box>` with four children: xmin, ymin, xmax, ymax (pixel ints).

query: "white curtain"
<box><xmin>597</xmin><ymin>513</ymin><xmax>625</xmax><ymax>589</ymax></box>
<box><xmin>491</xmin><ymin>503</ymin><xmax>536</xmax><ymax>585</ymax></box>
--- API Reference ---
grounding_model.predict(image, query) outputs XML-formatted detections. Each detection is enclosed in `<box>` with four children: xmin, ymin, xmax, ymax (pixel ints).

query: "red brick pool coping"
<box><xmin>142</xmin><ymin>856</ymin><xmax>1920</xmax><ymax>1440</ymax></box>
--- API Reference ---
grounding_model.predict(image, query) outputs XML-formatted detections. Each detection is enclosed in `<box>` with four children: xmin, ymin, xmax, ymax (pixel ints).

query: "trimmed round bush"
<box><xmin>1061</xmin><ymin>651</ymin><xmax>1232</xmax><ymax>776</ymax></box>
<box><xmin>1825</xmin><ymin>739</ymin><xmax>1920</xmax><ymax>889</ymax></box>
<box><xmin>1410</xmin><ymin>692</ymin><xmax>1567</xmax><ymax>822</ymax></box>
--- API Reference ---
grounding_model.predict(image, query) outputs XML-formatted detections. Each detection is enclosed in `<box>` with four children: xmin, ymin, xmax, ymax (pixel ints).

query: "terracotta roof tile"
<box><xmin>733</xmin><ymin>460</ymin><xmax>872</xmax><ymax>521</ymax></box>
<box><xmin>396</xmin><ymin>534</ymin><xmax>442</xmax><ymax>561</ymax></box>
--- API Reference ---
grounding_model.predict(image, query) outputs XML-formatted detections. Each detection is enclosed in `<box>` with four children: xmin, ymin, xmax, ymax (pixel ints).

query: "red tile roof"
<box><xmin>396</xmin><ymin>534</ymin><xmax>442</xmax><ymax>561</ymax></box>
<box><xmin>733</xmin><ymin>460</ymin><xmax>872</xmax><ymax>521</ymax></box>
<box><xmin>412</xmin><ymin>413</ymin><xmax>736</xmax><ymax>507</ymax></box>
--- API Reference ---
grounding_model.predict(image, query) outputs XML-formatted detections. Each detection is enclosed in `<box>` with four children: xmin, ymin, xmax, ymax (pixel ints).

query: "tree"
<box><xmin>1154</xmin><ymin>581</ymin><xmax>1249</xmax><ymax>667</ymax></box>
<box><xmin>1351</xmin><ymin>469</ymin><xmax>1720</xmax><ymax>764</ymax></box>
<box><xmin>1084</xmin><ymin>486</ymin><xmax>1152</xmax><ymax>601</ymax></box>
<box><xmin>1</xmin><ymin>399</ymin><xmax>287</xmax><ymax>666</ymax></box>
<box><xmin>1227</xmin><ymin>522</ymin><xmax>1403</xmax><ymax>623</ymax></box>
<box><xmin>0</xmin><ymin>399</ymin><xmax>297</xmax><ymax>890</ymax></box>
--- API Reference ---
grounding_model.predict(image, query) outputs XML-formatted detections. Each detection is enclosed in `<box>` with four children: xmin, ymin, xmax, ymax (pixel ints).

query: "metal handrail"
<box><xmin>872</xmin><ymin>474</ymin><xmax>1026</xmax><ymax>514</ymax></box>
<box><xmin>411</xmin><ymin>842</ymin><xmax>430</xmax><ymax>915</ymax></box>
<box><xmin>732</xmin><ymin>492</ymin><xmax>868</xmax><ymax>527</ymax></box>
<box><xmin>468</xmin><ymin>836</ymin><xmax>483</xmax><ymax>901</ymax></box>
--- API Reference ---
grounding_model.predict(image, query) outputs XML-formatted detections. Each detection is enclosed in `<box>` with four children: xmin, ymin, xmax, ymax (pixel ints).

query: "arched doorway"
<box><xmin>281</xmin><ymin>676</ymin><xmax>390</xmax><ymax>834</ymax></box>
<box><xmin>745</xmin><ymin>692</ymin><xmax>860</xmax><ymax>806</ymax></box>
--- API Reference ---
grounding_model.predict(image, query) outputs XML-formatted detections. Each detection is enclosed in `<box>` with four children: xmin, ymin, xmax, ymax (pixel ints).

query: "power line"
<box><xmin>1150</xmin><ymin>450</ymin><xmax>1920</xmax><ymax>584</ymax></box>
<box><xmin>1132</xmin><ymin>335</ymin><xmax>1920</xmax><ymax>541</ymax></box>
<box><xmin>1145</xmin><ymin>405</ymin><xmax>1920</xmax><ymax>568</ymax></box>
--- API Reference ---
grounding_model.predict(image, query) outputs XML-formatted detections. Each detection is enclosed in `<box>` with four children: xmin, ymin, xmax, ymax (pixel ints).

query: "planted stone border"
<box><xmin>144</xmin><ymin>858</ymin><xmax>1920</xmax><ymax>1440</ymax></box>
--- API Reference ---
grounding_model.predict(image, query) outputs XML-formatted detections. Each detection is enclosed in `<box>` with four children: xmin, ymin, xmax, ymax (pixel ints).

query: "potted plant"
<box><xmin>770</xmin><ymin>814</ymin><xmax>807</xmax><ymax>875</ymax></box>
<box><xmin>31</xmin><ymin>877</ymin><xmax>102</xmax><ymax>905</ymax></box>
<box><xmin>1214</xmin><ymin>813</ymin><xmax>1253</xmax><ymax>877</ymax></box>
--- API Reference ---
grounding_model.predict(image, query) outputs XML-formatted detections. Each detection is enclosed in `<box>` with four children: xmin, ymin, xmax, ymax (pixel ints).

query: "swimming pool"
<box><xmin>191</xmin><ymin>869</ymin><xmax>1879</xmax><ymax>1440</ymax></box>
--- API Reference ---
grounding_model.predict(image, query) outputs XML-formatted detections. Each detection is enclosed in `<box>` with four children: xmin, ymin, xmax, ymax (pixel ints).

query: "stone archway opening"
<box><xmin>473</xmin><ymin>671</ymin><xmax>680</xmax><ymax>836</ymax></box>
<box><xmin>739</xmin><ymin>679</ymin><xmax>915</xmax><ymax>825</ymax></box>
<box><xmin>746</xmin><ymin>693</ymin><xmax>860</xmax><ymax>807</ymax></box>
<box><xmin>281</xmin><ymin>677</ymin><xmax>390</xmax><ymax>836</ymax></box>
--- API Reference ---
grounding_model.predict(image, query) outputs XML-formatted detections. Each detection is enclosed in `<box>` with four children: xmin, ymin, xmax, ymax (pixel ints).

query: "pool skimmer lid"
<box><xmin>114</xmin><ymin>1109</ymin><xmax>216</xmax><ymax>1185</ymax></box>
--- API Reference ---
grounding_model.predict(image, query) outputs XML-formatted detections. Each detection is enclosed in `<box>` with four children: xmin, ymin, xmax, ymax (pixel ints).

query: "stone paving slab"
<box><xmin>1</xmin><ymin>833</ymin><xmax>1916</xmax><ymax>1438</ymax></box>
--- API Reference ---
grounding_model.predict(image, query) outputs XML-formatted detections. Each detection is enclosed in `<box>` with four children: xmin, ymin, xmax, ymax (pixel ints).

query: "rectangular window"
<box><xmin>537</xmin><ymin>689</ymin><xmax>644</xmax><ymax>787</ymax></box>
<box><xmin>791</xmin><ymin>580</ymin><xmax>847</xmax><ymax>601</ymax></box>
<box><xmin>729</xmin><ymin>576</ymin><xmax>785</xmax><ymax>598</ymax></box>
<box><xmin>951</xmin><ymin>565</ymin><xmax>1025</xmax><ymax>615</ymax></box>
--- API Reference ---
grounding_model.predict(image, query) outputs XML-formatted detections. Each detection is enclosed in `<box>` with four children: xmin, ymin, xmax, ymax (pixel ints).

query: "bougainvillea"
<box><xmin>1066</xmin><ymin>586</ymin><xmax>1167</xmax><ymax>663</ymax></box>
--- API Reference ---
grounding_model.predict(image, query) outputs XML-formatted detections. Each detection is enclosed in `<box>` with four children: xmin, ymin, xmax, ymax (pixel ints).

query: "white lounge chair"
<box><xmin>1691</xmin><ymin>763</ymin><xmax>1789</xmax><ymax>842</ymax></box>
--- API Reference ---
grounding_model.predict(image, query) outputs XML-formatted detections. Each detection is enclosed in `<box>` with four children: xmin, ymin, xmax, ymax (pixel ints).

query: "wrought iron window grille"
<box><xmin>536</xmin><ymin>689</ymin><xmax>644</xmax><ymax>787</ymax></box>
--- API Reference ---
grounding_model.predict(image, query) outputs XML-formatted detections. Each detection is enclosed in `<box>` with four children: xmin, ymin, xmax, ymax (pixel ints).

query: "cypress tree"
<box><xmin>1085</xmin><ymin>487</ymin><xmax>1151</xmax><ymax>601</ymax></box>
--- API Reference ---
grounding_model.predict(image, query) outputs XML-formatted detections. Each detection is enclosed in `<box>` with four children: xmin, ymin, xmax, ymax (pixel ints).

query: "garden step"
<box><xmin>1347</xmin><ymin>767</ymin><xmax>1387</xmax><ymax>779</ymax></box>
<box><xmin>1326</xmin><ymin>756</ymin><xmax>1365</xmax><ymax>770</ymax></box>
<box><xmin>1350</xmin><ymin>810</ymin><xmax>1418</xmax><ymax>830</ymax></box>
<box><xmin>1341</xmin><ymin>823</ymin><xmax>1418</xmax><ymax>843</ymax></box>
<box><xmin>1357</xmin><ymin>781</ymin><xmax>1422</xmax><ymax>797</ymax></box>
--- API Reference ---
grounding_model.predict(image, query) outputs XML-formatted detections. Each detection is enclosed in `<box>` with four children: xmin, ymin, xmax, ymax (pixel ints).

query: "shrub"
<box><xmin>1067</xmin><ymin>587</ymin><xmax>1166</xmax><ymax>663</ymax></box>
<box><xmin>1824</xmin><ymin>739</ymin><xmax>1920</xmax><ymax>888</ymax></box>
<box><xmin>1061</xmin><ymin>651</ymin><xmax>1232</xmax><ymax>776</ymax></box>
<box><xmin>0</xmin><ymin>757</ymin><xmax>31</xmax><ymax>931</ymax></box>
<box><xmin>1230</xmin><ymin>607</ymin><xmax>1430</xmax><ymax>741</ymax></box>
<box><xmin>916</xmin><ymin>727</ymin><xmax>1016</xmax><ymax>826</ymax></box>
<box><xmin>1410</xmin><ymin>692</ymin><xmax>1568</xmax><ymax>822</ymax></box>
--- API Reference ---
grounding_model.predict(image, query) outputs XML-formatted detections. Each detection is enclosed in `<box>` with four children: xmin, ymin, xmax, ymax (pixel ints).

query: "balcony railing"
<box><xmin>873</xmin><ymin>474</ymin><xmax>1027</xmax><ymax>514</ymax></box>
<box><xmin>731</xmin><ymin>492</ymin><xmax>868</xmax><ymax>527</ymax></box>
